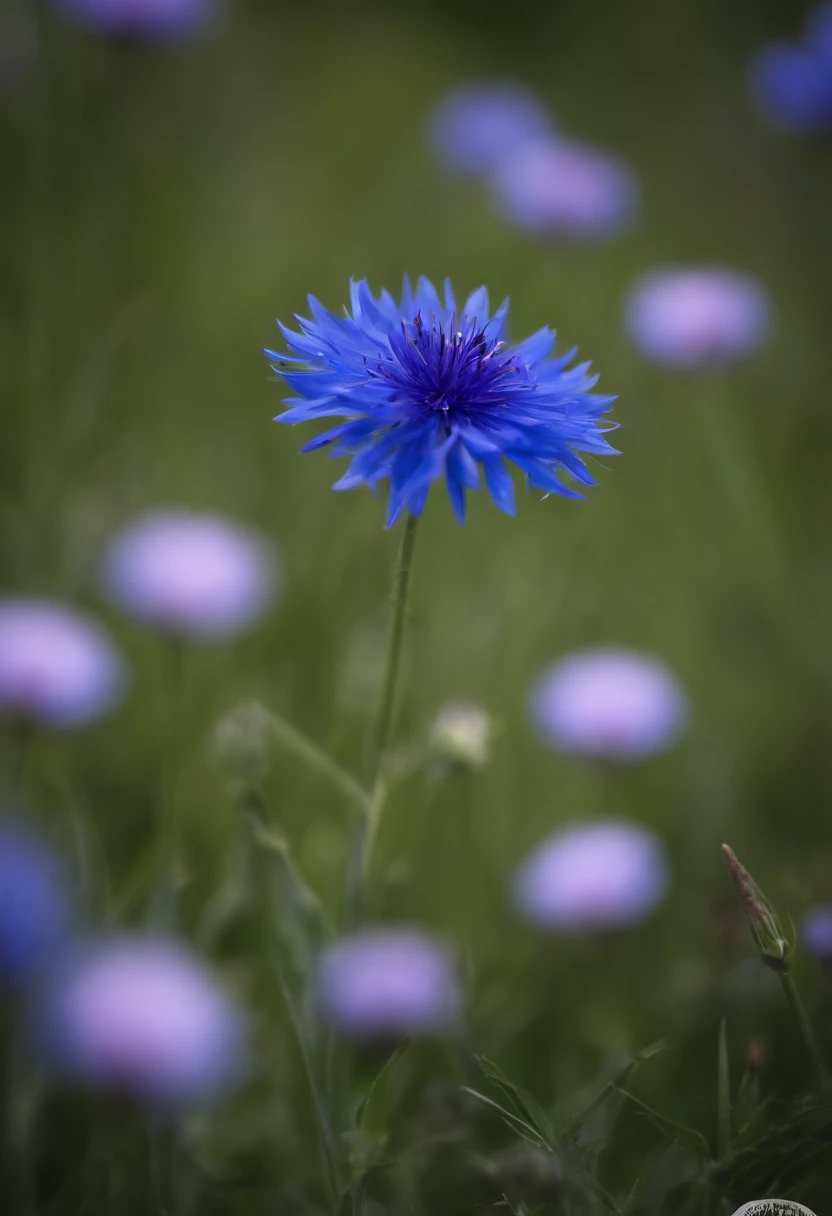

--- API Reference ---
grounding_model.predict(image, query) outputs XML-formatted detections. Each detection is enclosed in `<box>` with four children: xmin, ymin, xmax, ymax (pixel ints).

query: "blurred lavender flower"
<box><xmin>0</xmin><ymin>818</ymin><xmax>69</xmax><ymax>987</ymax></box>
<box><xmin>0</xmin><ymin>599</ymin><xmax>126</xmax><ymax>728</ymax></box>
<box><xmin>513</xmin><ymin>819</ymin><xmax>669</xmax><ymax>931</ymax></box>
<box><xmin>492</xmin><ymin>138</ymin><xmax>638</xmax><ymax>240</ymax></box>
<box><xmin>624</xmin><ymin>268</ymin><xmax>772</xmax><ymax>370</ymax></box>
<box><xmin>529</xmin><ymin>648</ymin><xmax>687</xmax><ymax>762</ymax></box>
<box><xmin>428</xmin><ymin>80</ymin><xmax>553</xmax><ymax>175</ymax></box>
<box><xmin>315</xmin><ymin>928</ymin><xmax>461</xmax><ymax>1040</ymax></box>
<box><xmin>750</xmin><ymin>4</ymin><xmax>832</xmax><ymax>135</ymax></box>
<box><xmin>802</xmin><ymin>905</ymin><xmax>832</xmax><ymax>960</ymax></box>
<box><xmin>265</xmin><ymin>277</ymin><xmax>617</xmax><ymax>527</ymax></box>
<box><xmin>49</xmin><ymin>0</ymin><xmax>214</xmax><ymax>40</ymax></box>
<box><xmin>430</xmin><ymin>701</ymin><xmax>493</xmax><ymax>770</ymax></box>
<box><xmin>103</xmin><ymin>511</ymin><xmax>277</xmax><ymax>640</ymax></box>
<box><xmin>35</xmin><ymin>938</ymin><xmax>243</xmax><ymax>1107</ymax></box>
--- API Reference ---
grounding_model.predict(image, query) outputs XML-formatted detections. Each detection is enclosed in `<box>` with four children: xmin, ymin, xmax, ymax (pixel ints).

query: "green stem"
<box><xmin>151</xmin><ymin>639</ymin><xmax>185</xmax><ymax>930</ymax></box>
<box><xmin>779</xmin><ymin>969</ymin><xmax>829</xmax><ymax>1088</ymax></box>
<box><xmin>370</xmin><ymin>512</ymin><xmax>420</xmax><ymax>771</ymax></box>
<box><xmin>354</xmin><ymin>513</ymin><xmax>420</xmax><ymax>908</ymax></box>
<box><xmin>266</xmin><ymin>713</ymin><xmax>370</xmax><ymax>817</ymax></box>
<box><xmin>716</xmin><ymin>1018</ymin><xmax>730</xmax><ymax>1160</ymax></box>
<box><xmin>149</xmin><ymin>1117</ymin><xmax>177</xmax><ymax>1216</ymax></box>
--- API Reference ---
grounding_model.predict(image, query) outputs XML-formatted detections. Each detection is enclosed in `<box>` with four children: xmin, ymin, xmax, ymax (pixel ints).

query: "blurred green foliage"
<box><xmin>3</xmin><ymin>0</ymin><xmax>832</xmax><ymax>1211</ymax></box>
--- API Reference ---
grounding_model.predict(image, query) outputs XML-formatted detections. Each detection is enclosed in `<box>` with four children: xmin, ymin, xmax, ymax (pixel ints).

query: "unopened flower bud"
<box><xmin>430</xmin><ymin>702</ymin><xmax>493</xmax><ymax>770</ymax></box>
<box><xmin>210</xmin><ymin>701</ymin><xmax>273</xmax><ymax>784</ymax></box>
<box><xmin>722</xmin><ymin>844</ymin><xmax>791</xmax><ymax>971</ymax></box>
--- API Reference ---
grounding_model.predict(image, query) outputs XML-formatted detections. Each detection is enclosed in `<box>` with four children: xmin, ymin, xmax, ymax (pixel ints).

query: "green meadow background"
<box><xmin>3</xmin><ymin>0</ymin><xmax>832</xmax><ymax>1211</ymax></box>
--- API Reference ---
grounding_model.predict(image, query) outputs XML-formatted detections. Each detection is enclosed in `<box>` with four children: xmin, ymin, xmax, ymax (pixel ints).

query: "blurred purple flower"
<box><xmin>529</xmin><ymin>648</ymin><xmax>687</xmax><ymax>762</ymax></box>
<box><xmin>750</xmin><ymin>4</ymin><xmax>832</xmax><ymax>134</ymax></box>
<box><xmin>316</xmin><ymin>929</ymin><xmax>461</xmax><ymax>1040</ymax></box>
<box><xmin>103</xmin><ymin>511</ymin><xmax>277</xmax><ymax>640</ymax></box>
<box><xmin>429</xmin><ymin>80</ymin><xmax>553</xmax><ymax>175</ymax></box>
<box><xmin>35</xmin><ymin>938</ymin><xmax>244</xmax><ymax>1106</ymax></box>
<box><xmin>802</xmin><ymin>905</ymin><xmax>832</xmax><ymax>959</ymax></box>
<box><xmin>0</xmin><ymin>818</ymin><xmax>70</xmax><ymax>987</ymax></box>
<box><xmin>624</xmin><ymin>268</ymin><xmax>771</xmax><ymax>370</ymax></box>
<box><xmin>492</xmin><ymin>138</ymin><xmax>638</xmax><ymax>240</ymax></box>
<box><xmin>513</xmin><ymin>819</ymin><xmax>669</xmax><ymax>931</ymax></box>
<box><xmin>0</xmin><ymin>599</ymin><xmax>126</xmax><ymax>729</ymax></box>
<box><xmin>49</xmin><ymin>0</ymin><xmax>214</xmax><ymax>40</ymax></box>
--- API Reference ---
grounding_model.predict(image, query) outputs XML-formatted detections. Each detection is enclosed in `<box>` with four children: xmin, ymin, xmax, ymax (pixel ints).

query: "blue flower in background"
<box><xmin>0</xmin><ymin>818</ymin><xmax>69</xmax><ymax>987</ymax></box>
<box><xmin>750</xmin><ymin>4</ymin><xmax>832</xmax><ymax>134</ymax></box>
<box><xmin>265</xmin><ymin>278</ymin><xmax>617</xmax><ymax>528</ymax></box>
<box><xmin>428</xmin><ymin>80</ymin><xmax>553</xmax><ymax>175</ymax></box>
<box><xmin>50</xmin><ymin>0</ymin><xmax>214</xmax><ymax>41</ymax></box>
<box><xmin>802</xmin><ymin>905</ymin><xmax>832</xmax><ymax>959</ymax></box>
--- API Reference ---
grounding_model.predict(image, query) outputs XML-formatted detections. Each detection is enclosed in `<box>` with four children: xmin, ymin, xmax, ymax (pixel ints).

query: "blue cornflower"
<box><xmin>264</xmin><ymin>277</ymin><xmax>617</xmax><ymax>527</ymax></box>
<box><xmin>0</xmin><ymin>817</ymin><xmax>71</xmax><ymax>987</ymax></box>
<box><xmin>750</xmin><ymin>4</ymin><xmax>832</xmax><ymax>134</ymax></box>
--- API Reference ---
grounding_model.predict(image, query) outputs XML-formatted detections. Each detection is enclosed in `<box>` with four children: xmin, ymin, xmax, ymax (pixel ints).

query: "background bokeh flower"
<box><xmin>35</xmin><ymin>938</ymin><xmax>244</xmax><ymax>1106</ymax></box>
<box><xmin>49</xmin><ymin>0</ymin><xmax>215</xmax><ymax>40</ymax></box>
<box><xmin>102</xmin><ymin>512</ymin><xmax>277</xmax><ymax>640</ymax></box>
<box><xmin>528</xmin><ymin>648</ymin><xmax>687</xmax><ymax>762</ymax></box>
<box><xmin>428</xmin><ymin>80</ymin><xmax>553</xmax><ymax>175</ymax></box>
<box><xmin>315</xmin><ymin>929</ymin><xmax>461</xmax><ymax>1039</ymax></box>
<box><xmin>623</xmin><ymin>268</ymin><xmax>772</xmax><ymax>370</ymax></box>
<box><xmin>802</xmin><ymin>905</ymin><xmax>832</xmax><ymax>960</ymax></box>
<box><xmin>0</xmin><ymin>599</ymin><xmax>126</xmax><ymax>729</ymax></box>
<box><xmin>750</xmin><ymin>4</ymin><xmax>832</xmax><ymax>134</ymax></box>
<box><xmin>513</xmin><ymin>819</ymin><xmax>670</xmax><ymax>931</ymax></box>
<box><xmin>0</xmin><ymin>818</ymin><xmax>70</xmax><ymax>987</ymax></box>
<box><xmin>491</xmin><ymin>138</ymin><xmax>638</xmax><ymax>240</ymax></box>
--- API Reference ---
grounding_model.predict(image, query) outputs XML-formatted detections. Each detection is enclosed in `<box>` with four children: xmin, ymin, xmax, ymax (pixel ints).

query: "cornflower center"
<box><xmin>368</xmin><ymin>311</ymin><xmax>526</xmax><ymax>430</ymax></box>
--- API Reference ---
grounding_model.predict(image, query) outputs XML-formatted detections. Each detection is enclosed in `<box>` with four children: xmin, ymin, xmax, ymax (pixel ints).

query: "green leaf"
<box><xmin>612</xmin><ymin>1089</ymin><xmax>712</xmax><ymax>1160</ymax></box>
<box><xmin>460</xmin><ymin>1087</ymin><xmax>550</xmax><ymax>1150</ymax></box>
<box><xmin>356</xmin><ymin>1044</ymin><xmax>412</xmax><ymax>1137</ymax></box>
<box><xmin>475</xmin><ymin>1056</ymin><xmax>555</xmax><ymax>1147</ymax></box>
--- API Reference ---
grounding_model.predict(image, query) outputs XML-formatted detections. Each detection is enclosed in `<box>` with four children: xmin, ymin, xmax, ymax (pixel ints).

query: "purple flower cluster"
<box><xmin>428</xmin><ymin>80</ymin><xmax>638</xmax><ymax>241</ymax></box>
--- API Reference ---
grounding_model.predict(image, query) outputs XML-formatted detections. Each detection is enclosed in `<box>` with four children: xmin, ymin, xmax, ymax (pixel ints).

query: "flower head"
<box><xmin>103</xmin><ymin>511</ymin><xmax>277</xmax><ymax>639</ymax></box>
<box><xmin>0</xmin><ymin>599</ymin><xmax>126</xmax><ymax>729</ymax></box>
<box><xmin>492</xmin><ymin>139</ymin><xmax>638</xmax><ymax>240</ymax></box>
<box><xmin>513</xmin><ymin>819</ymin><xmax>669</xmax><ymax>931</ymax></box>
<box><xmin>529</xmin><ymin>648</ymin><xmax>687</xmax><ymax>762</ymax></box>
<box><xmin>624</xmin><ymin>268</ymin><xmax>772</xmax><ymax>370</ymax></box>
<box><xmin>750</xmin><ymin>5</ymin><xmax>832</xmax><ymax>134</ymax></box>
<box><xmin>0</xmin><ymin>818</ymin><xmax>70</xmax><ymax>987</ymax></box>
<box><xmin>428</xmin><ymin>80</ymin><xmax>553</xmax><ymax>175</ymax></box>
<box><xmin>34</xmin><ymin>938</ymin><xmax>244</xmax><ymax>1107</ymax></box>
<box><xmin>49</xmin><ymin>0</ymin><xmax>214</xmax><ymax>40</ymax></box>
<box><xmin>802</xmin><ymin>905</ymin><xmax>832</xmax><ymax>959</ymax></box>
<box><xmin>265</xmin><ymin>277</ymin><xmax>617</xmax><ymax>527</ymax></box>
<box><xmin>315</xmin><ymin>928</ymin><xmax>461</xmax><ymax>1040</ymax></box>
